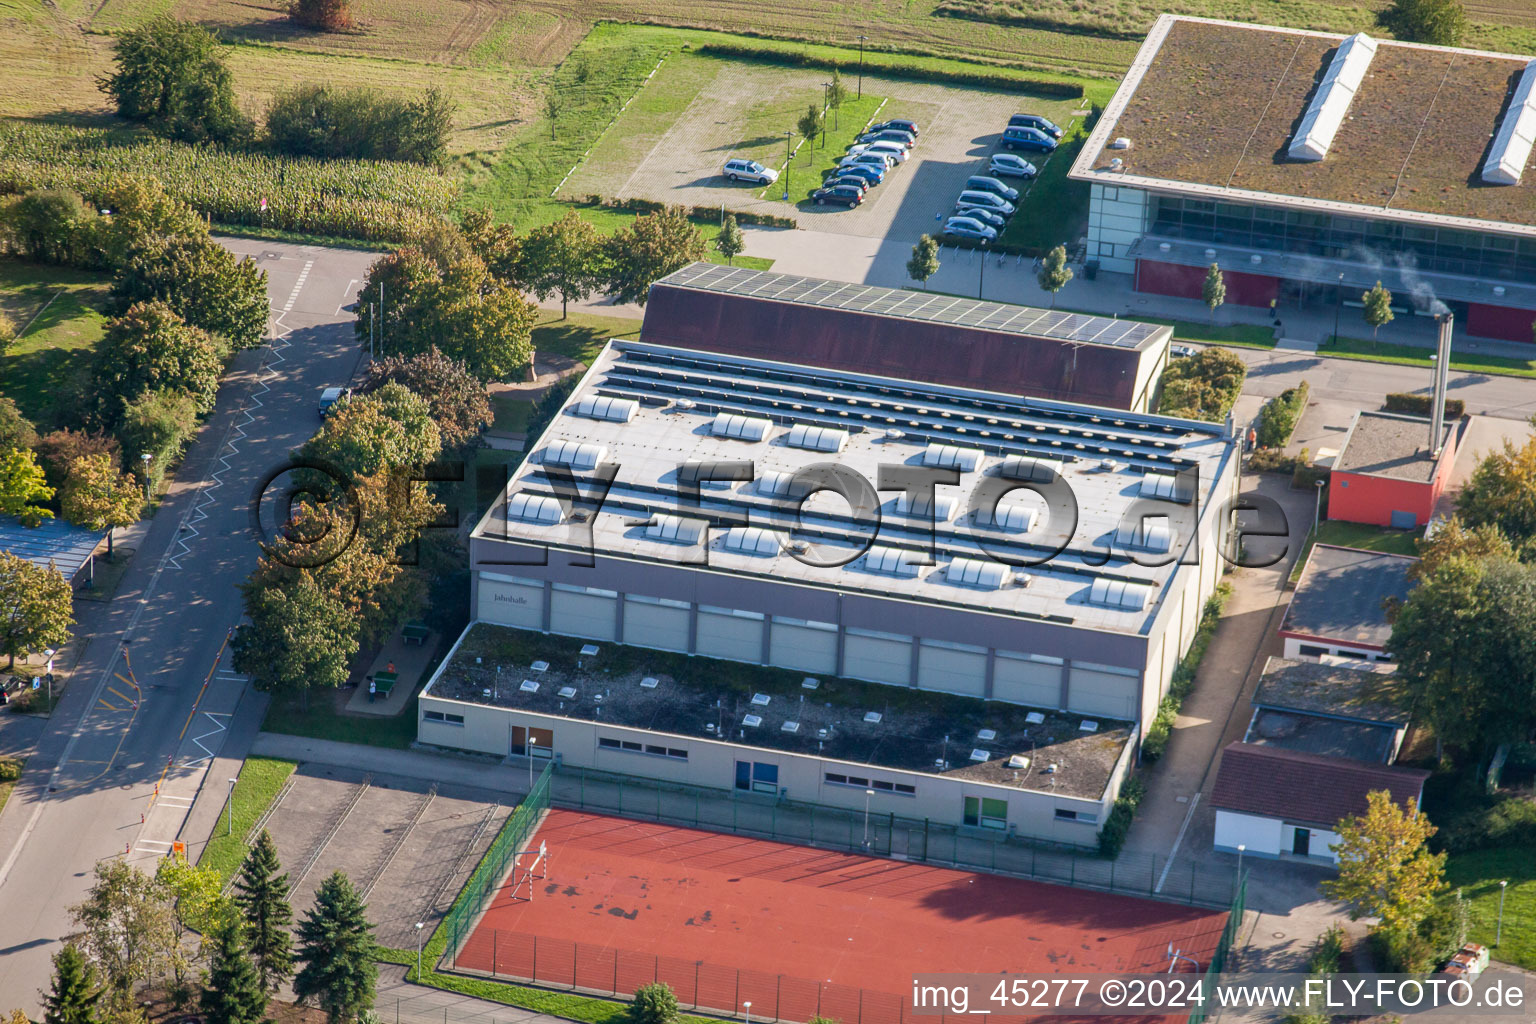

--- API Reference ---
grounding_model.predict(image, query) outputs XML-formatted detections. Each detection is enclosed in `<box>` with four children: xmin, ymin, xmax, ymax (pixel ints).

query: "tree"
<box><xmin>289</xmin><ymin>0</ymin><xmax>353</xmax><ymax>31</ymax></box>
<box><xmin>93</xmin><ymin>302</ymin><xmax>222</xmax><ymax>429</ymax></box>
<box><xmin>906</xmin><ymin>234</ymin><xmax>940</xmax><ymax>290</ymax></box>
<box><xmin>112</xmin><ymin>235</ymin><xmax>269</xmax><ymax>350</ymax></box>
<box><xmin>1457</xmin><ymin>436</ymin><xmax>1536</xmax><ymax>548</ymax></box>
<box><xmin>4</xmin><ymin>188</ymin><xmax>96</xmax><ymax>266</ymax></box>
<box><xmin>605</xmin><ymin>208</ymin><xmax>707</xmax><ymax>307</ymax></box>
<box><xmin>519</xmin><ymin>209</ymin><xmax>606</xmax><ymax>319</ymax></box>
<box><xmin>99</xmin><ymin>17</ymin><xmax>252</xmax><ymax>143</ymax></box>
<box><xmin>234</xmin><ymin>830</ymin><xmax>295</xmax><ymax>995</ymax></box>
<box><xmin>36</xmin><ymin>429</ymin><xmax>119</xmax><ymax>493</ymax></box>
<box><xmin>353</xmin><ymin>245</ymin><xmax>536</xmax><ymax>381</ymax></box>
<box><xmin>1362</xmin><ymin>281</ymin><xmax>1394</xmax><ymax>341</ymax></box>
<box><xmin>1201</xmin><ymin>263</ymin><xmax>1225</xmax><ymax>323</ymax></box>
<box><xmin>1036</xmin><ymin>245</ymin><xmax>1073</xmax><ymax>308</ymax></box>
<box><xmin>630</xmin><ymin>983</ymin><xmax>679</xmax><ymax>1024</ymax></box>
<box><xmin>1382</xmin><ymin>0</ymin><xmax>1466</xmax><ymax>45</ymax></box>
<box><xmin>1156</xmin><ymin>348</ymin><xmax>1248</xmax><ymax>422</ymax></box>
<box><xmin>0</xmin><ymin>551</ymin><xmax>73</xmax><ymax>670</ymax></box>
<box><xmin>359</xmin><ymin>349</ymin><xmax>490</xmax><ymax>451</ymax></box>
<box><xmin>43</xmin><ymin>944</ymin><xmax>102</xmax><ymax>1024</ymax></box>
<box><xmin>1411</xmin><ymin>517</ymin><xmax>1517</xmax><ymax>581</ymax></box>
<box><xmin>293</xmin><ymin>871</ymin><xmax>378</xmax><ymax>1024</ymax></box>
<box><xmin>87</xmin><ymin>177</ymin><xmax>209</xmax><ymax>271</ymax></box>
<box><xmin>68</xmin><ymin>860</ymin><xmax>176</xmax><ymax>1011</ymax></box>
<box><xmin>156</xmin><ymin>855</ymin><xmax>234</xmax><ymax>1004</ymax></box>
<box><xmin>0</xmin><ymin>398</ymin><xmax>37</xmax><ymax>455</ymax></box>
<box><xmin>265</xmin><ymin>85</ymin><xmax>453</xmax><ymax>165</ymax></box>
<box><xmin>60</xmin><ymin>454</ymin><xmax>141</xmax><ymax>560</ymax></box>
<box><xmin>543</xmin><ymin>91</ymin><xmax>561</xmax><ymax>141</ymax></box>
<box><xmin>827</xmin><ymin>70</ymin><xmax>848</xmax><ymax>126</ymax></box>
<box><xmin>302</xmin><ymin>383</ymin><xmax>442</xmax><ymax>481</ymax></box>
<box><xmin>714</xmin><ymin>214</ymin><xmax>745</xmax><ymax>266</ymax></box>
<box><xmin>459</xmin><ymin>209</ymin><xmax>521</xmax><ymax>286</ymax></box>
<box><xmin>116</xmin><ymin>390</ymin><xmax>199</xmax><ymax>489</ymax></box>
<box><xmin>797</xmin><ymin>105</ymin><xmax>824</xmax><ymax>155</ymax></box>
<box><xmin>1323</xmin><ymin>792</ymin><xmax>1445</xmax><ymax>948</ymax></box>
<box><xmin>0</xmin><ymin>312</ymin><xmax>15</xmax><ymax>355</ymax></box>
<box><xmin>0</xmin><ymin>448</ymin><xmax>54</xmax><ymax>526</ymax></box>
<box><xmin>201</xmin><ymin>919</ymin><xmax>267</xmax><ymax>1024</ymax></box>
<box><xmin>233</xmin><ymin>563</ymin><xmax>358</xmax><ymax>696</ymax></box>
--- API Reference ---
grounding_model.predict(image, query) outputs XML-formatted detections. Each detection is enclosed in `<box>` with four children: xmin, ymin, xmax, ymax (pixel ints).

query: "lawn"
<box><xmin>262</xmin><ymin>691</ymin><xmax>418</xmax><ymax>749</ymax></box>
<box><xmin>1290</xmin><ymin>519</ymin><xmax>1422</xmax><ymax>583</ymax></box>
<box><xmin>1325</xmin><ymin>336</ymin><xmax>1536</xmax><ymax>380</ymax></box>
<box><xmin>1141</xmin><ymin>317</ymin><xmax>1278</xmax><ymax>348</ymax></box>
<box><xmin>1444</xmin><ymin>846</ymin><xmax>1536</xmax><ymax>970</ymax></box>
<box><xmin>195</xmin><ymin>756</ymin><xmax>297</xmax><ymax>882</ymax></box>
<box><xmin>762</xmin><ymin>94</ymin><xmax>890</xmax><ymax>205</ymax></box>
<box><xmin>996</xmin><ymin>109</ymin><xmax>1094</xmax><ymax>256</ymax></box>
<box><xmin>0</xmin><ymin>757</ymin><xmax>22</xmax><ymax>818</ymax></box>
<box><xmin>533</xmin><ymin>310</ymin><xmax>642</xmax><ymax>366</ymax></box>
<box><xmin>0</xmin><ymin>259</ymin><xmax>112</xmax><ymax>430</ymax></box>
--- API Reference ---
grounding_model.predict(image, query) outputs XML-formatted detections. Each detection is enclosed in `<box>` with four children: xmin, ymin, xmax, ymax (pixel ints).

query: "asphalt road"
<box><xmin>0</xmin><ymin>238</ymin><xmax>376</xmax><ymax>1014</ymax></box>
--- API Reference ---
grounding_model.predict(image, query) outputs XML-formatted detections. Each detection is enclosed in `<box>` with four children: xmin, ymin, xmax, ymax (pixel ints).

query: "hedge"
<box><xmin>1140</xmin><ymin>582</ymin><xmax>1232</xmax><ymax>763</ymax></box>
<box><xmin>1254</xmin><ymin>379</ymin><xmax>1309</xmax><ymax>449</ymax></box>
<box><xmin>690</xmin><ymin>42</ymin><xmax>1085</xmax><ymax>97</ymax></box>
<box><xmin>1097</xmin><ymin>775</ymin><xmax>1144</xmax><ymax>858</ymax></box>
<box><xmin>1385</xmin><ymin>392</ymin><xmax>1465</xmax><ymax>419</ymax></box>
<box><xmin>597</xmin><ymin>195</ymin><xmax>796</xmax><ymax>229</ymax></box>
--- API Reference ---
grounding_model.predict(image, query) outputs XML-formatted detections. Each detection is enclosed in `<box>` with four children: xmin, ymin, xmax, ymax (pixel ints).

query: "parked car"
<box><xmin>721</xmin><ymin>158</ymin><xmax>778</xmax><ymax>185</ymax></box>
<box><xmin>841</xmin><ymin>152</ymin><xmax>895</xmax><ymax>172</ymax></box>
<box><xmin>952</xmin><ymin>205</ymin><xmax>1006</xmax><ymax>229</ymax></box>
<box><xmin>942</xmin><ymin>217</ymin><xmax>998</xmax><ymax>242</ymax></box>
<box><xmin>955</xmin><ymin>189</ymin><xmax>1016</xmax><ymax>215</ymax></box>
<box><xmin>964</xmin><ymin>175</ymin><xmax>1019</xmax><ymax>201</ymax></box>
<box><xmin>812</xmin><ymin>184</ymin><xmax>864</xmax><ymax>207</ymax></box>
<box><xmin>1000</xmin><ymin>126</ymin><xmax>1057</xmax><ymax>154</ymax></box>
<box><xmin>857</xmin><ymin>129</ymin><xmax>915</xmax><ymax>149</ymax></box>
<box><xmin>318</xmin><ymin>386</ymin><xmax>352</xmax><ymax>418</ymax></box>
<box><xmin>869</xmin><ymin>118</ymin><xmax>920</xmax><ymax>137</ymax></box>
<box><xmin>1008</xmin><ymin>113</ymin><xmax>1064</xmax><ymax>139</ymax></box>
<box><xmin>836</xmin><ymin>163</ymin><xmax>885</xmax><ymax>185</ymax></box>
<box><xmin>989</xmin><ymin>153</ymin><xmax>1039</xmax><ymax>179</ymax></box>
<box><xmin>1171</xmin><ymin>344</ymin><xmax>1199</xmax><ymax>358</ymax></box>
<box><xmin>823</xmin><ymin>174</ymin><xmax>871</xmax><ymax>193</ymax></box>
<box><xmin>863</xmin><ymin>141</ymin><xmax>910</xmax><ymax>164</ymax></box>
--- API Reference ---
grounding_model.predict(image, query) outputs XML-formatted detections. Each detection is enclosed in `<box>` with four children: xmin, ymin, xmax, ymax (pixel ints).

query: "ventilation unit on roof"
<box><xmin>721</xmin><ymin>527</ymin><xmax>781</xmax><ymax>557</ymax></box>
<box><xmin>711</xmin><ymin>411</ymin><xmax>772</xmax><ymax>441</ymax></box>
<box><xmin>864</xmin><ymin>711</ymin><xmax>883</xmax><ymax>724</ymax></box>
<box><xmin>572</xmin><ymin>395</ymin><xmax>639</xmax><ymax>423</ymax></box>
<box><xmin>785</xmin><ymin>423</ymin><xmax>848</xmax><ymax>453</ymax></box>
<box><xmin>1025</xmin><ymin>711</ymin><xmax>1046</xmax><ymax>725</ymax></box>
<box><xmin>1288</xmin><ymin>32</ymin><xmax>1377</xmax><ymax>162</ymax></box>
<box><xmin>646</xmin><ymin>514</ymin><xmax>708</xmax><ymax>545</ymax></box>
<box><xmin>999</xmin><ymin>456</ymin><xmax>1064</xmax><ymax>482</ymax></box>
<box><xmin>896</xmin><ymin>492</ymin><xmax>957</xmax><ymax>522</ymax></box>
<box><xmin>1139</xmin><ymin>472</ymin><xmax>1184</xmax><ymax>501</ymax></box>
<box><xmin>946</xmin><ymin>557</ymin><xmax>1010</xmax><ymax>590</ymax></box>
<box><xmin>742</xmin><ymin>714</ymin><xmax>763</xmax><ymax>728</ymax></box>
<box><xmin>1115</xmin><ymin>518</ymin><xmax>1174</xmax><ymax>553</ymax></box>
<box><xmin>1088</xmin><ymin>577</ymin><xmax>1151</xmax><ymax>611</ymax></box>
<box><xmin>923</xmin><ymin>442</ymin><xmax>983</xmax><ymax>472</ymax></box>
<box><xmin>541</xmin><ymin>439</ymin><xmax>608</xmax><ymax>471</ymax></box>
<box><xmin>865</xmin><ymin>545</ymin><xmax>921</xmax><ymax>577</ymax></box>
<box><xmin>505</xmin><ymin>492</ymin><xmax>564</xmax><ymax>524</ymax></box>
<box><xmin>978</xmin><ymin>502</ymin><xmax>1037</xmax><ymax>533</ymax></box>
<box><xmin>969</xmin><ymin>749</ymin><xmax>990</xmax><ymax>763</ymax></box>
<box><xmin>1483</xmin><ymin>58</ymin><xmax>1536</xmax><ymax>185</ymax></box>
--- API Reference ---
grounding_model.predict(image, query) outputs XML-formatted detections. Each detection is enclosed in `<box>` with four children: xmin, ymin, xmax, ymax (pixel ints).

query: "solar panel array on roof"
<box><xmin>657</xmin><ymin>263</ymin><xmax>1162</xmax><ymax>349</ymax></box>
<box><xmin>0</xmin><ymin>515</ymin><xmax>104</xmax><ymax>580</ymax></box>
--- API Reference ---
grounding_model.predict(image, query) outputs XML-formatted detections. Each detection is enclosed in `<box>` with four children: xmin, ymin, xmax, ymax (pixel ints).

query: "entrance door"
<box><xmin>511</xmin><ymin>725</ymin><xmax>554</xmax><ymax>758</ymax></box>
<box><xmin>1292</xmin><ymin>827</ymin><xmax>1311</xmax><ymax>856</ymax></box>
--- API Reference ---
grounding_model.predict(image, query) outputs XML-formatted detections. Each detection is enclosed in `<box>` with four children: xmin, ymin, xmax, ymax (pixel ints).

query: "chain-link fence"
<box><xmin>1187</xmin><ymin>872</ymin><xmax>1247</xmax><ymax>1024</ymax></box>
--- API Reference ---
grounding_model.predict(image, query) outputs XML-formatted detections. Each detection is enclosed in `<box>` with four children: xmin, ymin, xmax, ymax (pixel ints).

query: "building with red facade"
<box><xmin>1073</xmin><ymin>16</ymin><xmax>1536</xmax><ymax>343</ymax></box>
<box><xmin>1327</xmin><ymin>411</ymin><xmax>1457</xmax><ymax>529</ymax></box>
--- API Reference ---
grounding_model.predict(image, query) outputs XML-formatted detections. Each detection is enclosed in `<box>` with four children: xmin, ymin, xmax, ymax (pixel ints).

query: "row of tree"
<box><xmin>39</xmin><ymin>831</ymin><xmax>378</xmax><ymax>1024</ymax></box>
<box><xmin>905</xmin><ymin>236</ymin><xmax>1074</xmax><ymax>306</ymax></box>
<box><xmin>100</xmin><ymin>17</ymin><xmax>454</xmax><ymax>164</ymax></box>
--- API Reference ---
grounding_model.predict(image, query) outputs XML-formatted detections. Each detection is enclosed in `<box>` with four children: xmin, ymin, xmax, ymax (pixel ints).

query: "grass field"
<box><xmin>1146</xmin><ymin>317</ymin><xmax>1278</xmax><ymax>348</ymax></box>
<box><xmin>1445</xmin><ymin>846</ymin><xmax>1536</xmax><ymax>970</ymax></box>
<box><xmin>262</xmin><ymin>690</ymin><xmax>418</xmax><ymax>749</ymax></box>
<box><xmin>766</xmin><ymin>95</ymin><xmax>892</xmax><ymax>204</ymax></box>
<box><xmin>1326</xmin><ymin>336</ymin><xmax>1536</xmax><ymax>380</ymax></box>
<box><xmin>196</xmin><ymin>756</ymin><xmax>298</xmax><ymax>881</ymax></box>
<box><xmin>1291</xmin><ymin>519</ymin><xmax>1422</xmax><ymax>582</ymax></box>
<box><xmin>491</xmin><ymin>311</ymin><xmax>642</xmax><ymax>434</ymax></box>
<box><xmin>0</xmin><ymin>260</ymin><xmax>112</xmax><ymax>431</ymax></box>
<box><xmin>997</xmin><ymin>112</ymin><xmax>1092</xmax><ymax>255</ymax></box>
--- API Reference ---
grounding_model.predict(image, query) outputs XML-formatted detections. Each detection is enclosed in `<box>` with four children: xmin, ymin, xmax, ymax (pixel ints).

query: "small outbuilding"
<box><xmin>1280</xmin><ymin>545</ymin><xmax>1417</xmax><ymax>663</ymax></box>
<box><xmin>1327</xmin><ymin>411</ymin><xmax>1458</xmax><ymax>529</ymax></box>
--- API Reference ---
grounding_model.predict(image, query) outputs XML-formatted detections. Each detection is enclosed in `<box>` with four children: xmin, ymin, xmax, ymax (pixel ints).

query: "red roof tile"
<box><xmin>1210</xmin><ymin>742</ymin><xmax>1430</xmax><ymax>828</ymax></box>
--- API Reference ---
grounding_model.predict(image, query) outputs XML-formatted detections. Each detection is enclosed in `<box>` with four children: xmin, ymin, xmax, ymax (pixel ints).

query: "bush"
<box><xmin>1254</xmin><ymin>380</ymin><xmax>1309</xmax><ymax>449</ymax></box>
<box><xmin>266</xmin><ymin>85</ymin><xmax>455</xmax><ymax>165</ymax></box>
<box><xmin>35</xmin><ymin>429</ymin><xmax>121</xmax><ymax>492</ymax></box>
<box><xmin>100</xmin><ymin>17</ymin><xmax>252</xmax><ymax>144</ymax></box>
<box><xmin>0</xmin><ymin>397</ymin><xmax>37</xmax><ymax>453</ymax></box>
<box><xmin>629</xmin><ymin>983</ymin><xmax>679</xmax><ymax>1024</ymax></box>
<box><xmin>1141</xmin><ymin>583</ymin><xmax>1231</xmax><ymax>762</ymax></box>
<box><xmin>1307</xmin><ymin>925</ymin><xmax>1345</xmax><ymax>974</ymax></box>
<box><xmin>1156</xmin><ymin>348</ymin><xmax>1246</xmax><ymax>422</ymax></box>
<box><xmin>1097</xmin><ymin>774</ymin><xmax>1144</xmax><ymax>857</ymax></box>
<box><xmin>1385</xmin><ymin>392</ymin><xmax>1464</xmax><ymax>419</ymax></box>
<box><xmin>690</xmin><ymin>42</ymin><xmax>1085</xmax><ymax>96</ymax></box>
<box><xmin>1247</xmin><ymin>448</ymin><xmax>1306</xmax><ymax>475</ymax></box>
<box><xmin>0</xmin><ymin>757</ymin><xmax>20</xmax><ymax>782</ymax></box>
<box><xmin>116</xmin><ymin>389</ymin><xmax>199</xmax><ymax>488</ymax></box>
<box><xmin>1381</xmin><ymin>0</ymin><xmax>1466</xmax><ymax>45</ymax></box>
<box><xmin>289</xmin><ymin>0</ymin><xmax>353</xmax><ymax>31</ymax></box>
<box><xmin>1432</xmin><ymin>785</ymin><xmax>1536</xmax><ymax>853</ymax></box>
<box><xmin>604</xmin><ymin>196</ymin><xmax>796</xmax><ymax>229</ymax></box>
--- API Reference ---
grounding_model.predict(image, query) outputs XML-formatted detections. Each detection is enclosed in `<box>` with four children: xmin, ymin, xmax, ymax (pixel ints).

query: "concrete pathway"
<box><xmin>348</xmin><ymin>629</ymin><xmax>440</xmax><ymax>717</ymax></box>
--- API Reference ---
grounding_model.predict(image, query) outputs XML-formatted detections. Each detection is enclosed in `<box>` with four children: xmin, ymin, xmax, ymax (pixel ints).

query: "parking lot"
<box><xmin>560</xmin><ymin>54</ymin><xmax>1088</xmax><ymax>245</ymax></box>
<box><xmin>257</xmin><ymin>764</ymin><xmax>511</xmax><ymax>948</ymax></box>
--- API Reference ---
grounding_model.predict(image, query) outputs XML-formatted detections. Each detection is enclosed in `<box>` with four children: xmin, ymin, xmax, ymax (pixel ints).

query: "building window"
<box><xmin>1054</xmin><ymin>809</ymin><xmax>1098</xmax><ymax>824</ymax></box>
<box><xmin>736</xmin><ymin>760</ymin><xmax>778</xmax><ymax>794</ymax></box>
<box><xmin>423</xmin><ymin>710</ymin><xmax>464</xmax><ymax>725</ymax></box>
<box><xmin>963</xmin><ymin>796</ymin><xmax>1008</xmax><ymax>830</ymax></box>
<box><xmin>1298</xmin><ymin>645</ymin><xmax>1329</xmax><ymax>657</ymax></box>
<box><xmin>599</xmin><ymin>736</ymin><xmax>687</xmax><ymax>760</ymax></box>
<box><xmin>825</xmin><ymin>773</ymin><xmax>916</xmax><ymax>796</ymax></box>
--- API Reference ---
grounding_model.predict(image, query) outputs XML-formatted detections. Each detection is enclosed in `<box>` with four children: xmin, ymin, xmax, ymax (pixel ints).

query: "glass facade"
<box><xmin>1149</xmin><ymin>195</ymin><xmax>1536</xmax><ymax>281</ymax></box>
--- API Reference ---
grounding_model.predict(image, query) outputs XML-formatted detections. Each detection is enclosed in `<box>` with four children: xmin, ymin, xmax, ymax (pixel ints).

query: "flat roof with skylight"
<box><xmin>471</xmin><ymin>340</ymin><xmax>1237</xmax><ymax>637</ymax></box>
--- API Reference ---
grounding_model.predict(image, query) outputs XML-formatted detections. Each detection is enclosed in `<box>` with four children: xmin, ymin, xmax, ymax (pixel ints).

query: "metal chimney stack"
<box><xmin>1430</xmin><ymin>312</ymin><xmax>1453</xmax><ymax>457</ymax></box>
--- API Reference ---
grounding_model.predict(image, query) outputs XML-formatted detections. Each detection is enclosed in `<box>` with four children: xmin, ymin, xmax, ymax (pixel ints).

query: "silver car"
<box><xmin>943</xmin><ymin>217</ymin><xmax>998</xmax><ymax>241</ymax></box>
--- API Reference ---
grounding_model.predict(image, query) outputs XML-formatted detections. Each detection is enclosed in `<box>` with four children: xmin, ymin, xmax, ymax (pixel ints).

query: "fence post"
<box><xmin>533</xmin><ymin>935</ymin><xmax>537</xmax><ymax>981</ymax></box>
<box><xmin>493</xmin><ymin>929</ymin><xmax>497</xmax><ymax>978</ymax></box>
<box><xmin>614</xmin><ymin>952</ymin><xmax>619</xmax><ymax>995</ymax></box>
<box><xmin>655</xmin><ymin>953</ymin><xmax>659</xmax><ymax>984</ymax></box>
<box><xmin>777</xmin><ymin>975</ymin><xmax>782</xmax><ymax>1019</ymax></box>
<box><xmin>1110</xmin><ymin>857</ymin><xmax>1116</xmax><ymax>891</ymax></box>
<box><xmin>1150</xmin><ymin>853</ymin><xmax>1156</xmax><ymax>894</ymax></box>
<box><xmin>922</xmin><ymin>818</ymin><xmax>929</xmax><ymax>862</ymax></box>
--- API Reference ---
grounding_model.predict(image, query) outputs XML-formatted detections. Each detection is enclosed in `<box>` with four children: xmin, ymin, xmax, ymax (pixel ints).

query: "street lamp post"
<box><xmin>783</xmin><ymin>130</ymin><xmax>793</xmax><ymax>201</ymax></box>
<box><xmin>1332</xmin><ymin>271</ymin><xmax>1344</xmax><ymax>346</ymax></box>
<box><xmin>227</xmin><ymin>777</ymin><xmax>238</xmax><ymax>836</ymax></box>
<box><xmin>862</xmin><ymin>788</ymin><xmax>875</xmax><ymax>848</ymax></box>
<box><xmin>743</xmin><ymin>1001</ymin><xmax>752</xmax><ymax>1024</ymax></box>
<box><xmin>1313</xmin><ymin>478</ymin><xmax>1325</xmax><ymax>538</ymax></box>
<box><xmin>1236</xmin><ymin>844</ymin><xmax>1245</xmax><ymax>893</ymax></box>
<box><xmin>978</xmin><ymin>240</ymin><xmax>989</xmax><ymax>299</ymax></box>
<box><xmin>416</xmin><ymin>922</ymin><xmax>425</xmax><ymax>976</ymax></box>
<box><xmin>140</xmin><ymin>452</ymin><xmax>152</xmax><ymax>501</ymax></box>
<box><xmin>857</xmin><ymin>35</ymin><xmax>867</xmax><ymax>98</ymax></box>
<box><xmin>1497</xmin><ymin>880</ymin><xmax>1508</xmax><ymax>946</ymax></box>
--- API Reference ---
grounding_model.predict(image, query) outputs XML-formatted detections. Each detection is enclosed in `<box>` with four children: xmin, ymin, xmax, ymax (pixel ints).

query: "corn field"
<box><xmin>0</xmin><ymin>122</ymin><xmax>459</xmax><ymax>243</ymax></box>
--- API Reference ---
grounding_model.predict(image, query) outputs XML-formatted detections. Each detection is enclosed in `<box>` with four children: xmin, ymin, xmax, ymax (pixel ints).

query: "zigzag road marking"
<box><xmin>169</xmin><ymin>263</ymin><xmax>311</xmax><ymax>570</ymax></box>
<box><xmin>182</xmin><ymin>711</ymin><xmax>231</xmax><ymax>768</ymax></box>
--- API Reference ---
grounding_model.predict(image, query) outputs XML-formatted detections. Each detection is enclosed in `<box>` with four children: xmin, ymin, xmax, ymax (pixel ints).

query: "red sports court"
<box><xmin>456</xmin><ymin>810</ymin><xmax>1229</xmax><ymax>1023</ymax></box>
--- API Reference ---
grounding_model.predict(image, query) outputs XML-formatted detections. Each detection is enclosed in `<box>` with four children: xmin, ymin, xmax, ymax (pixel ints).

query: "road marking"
<box><xmin>282</xmin><ymin>260</ymin><xmax>314</xmax><ymax>313</ymax></box>
<box><xmin>97</xmin><ymin>699</ymin><xmax>123</xmax><ymax>712</ymax></box>
<box><xmin>1154</xmin><ymin>791</ymin><xmax>1201</xmax><ymax>894</ymax></box>
<box><xmin>107</xmin><ymin>686</ymin><xmax>137</xmax><ymax>706</ymax></box>
<box><xmin>182</xmin><ymin>711</ymin><xmax>231</xmax><ymax>768</ymax></box>
<box><xmin>335</xmin><ymin>278</ymin><xmax>357</xmax><ymax>316</ymax></box>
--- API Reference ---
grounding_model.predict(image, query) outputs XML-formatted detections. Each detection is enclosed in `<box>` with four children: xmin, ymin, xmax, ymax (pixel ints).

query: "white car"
<box><xmin>862</xmin><ymin>141</ymin><xmax>909</xmax><ymax>164</ymax></box>
<box><xmin>722</xmin><ymin>158</ymin><xmax>778</xmax><ymax>185</ymax></box>
<box><xmin>840</xmin><ymin>152</ymin><xmax>895</xmax><ymax>172</ymax></box>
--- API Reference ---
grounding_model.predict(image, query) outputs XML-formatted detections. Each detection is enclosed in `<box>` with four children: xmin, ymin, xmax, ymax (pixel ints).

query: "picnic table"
<box><xmin>372</xmin><ymin>671</ymin><xmax>398</xmax><ymax>697</ymax></box>
<box><xmin>402</xmin><ymin>623</ymin><xmax>430</xmax><ymax>646</ymax></box>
